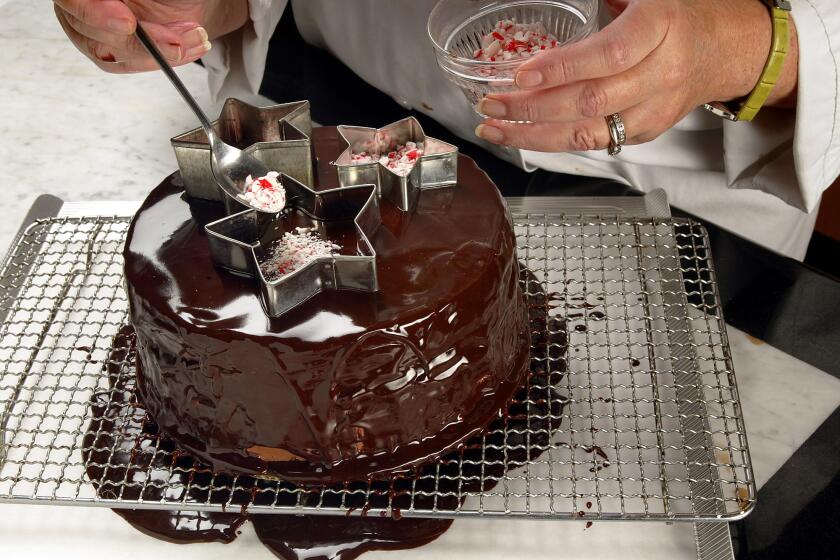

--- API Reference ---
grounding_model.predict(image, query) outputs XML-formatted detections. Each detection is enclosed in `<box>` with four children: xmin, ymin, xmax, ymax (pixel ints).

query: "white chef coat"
<box><xmin>203</xmin><ymin>0</ymin><xmax>840</xmax><ymax>260</ymax></box>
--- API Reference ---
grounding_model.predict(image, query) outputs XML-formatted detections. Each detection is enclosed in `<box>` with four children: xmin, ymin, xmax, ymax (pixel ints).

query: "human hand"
<box><xmin>52</xmin><ymin>1</ymin><xmax>247</xmax><ymax>73</ymax></box>
<box><xmin>474</xmin><ymin>0</ymin><xmax>798</xmax><ymax>153</ymax></box>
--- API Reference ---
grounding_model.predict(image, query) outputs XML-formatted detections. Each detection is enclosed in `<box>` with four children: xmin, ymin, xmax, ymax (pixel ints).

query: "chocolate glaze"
<box><xmin>124</xmin><ymin>126</ymin><xmax>530</xmax><ymax>484</ymax></box>
<box><xmin>83</xmin><ymin>282</ymin><xmax>566</xmax><ymax>557</ymax></box>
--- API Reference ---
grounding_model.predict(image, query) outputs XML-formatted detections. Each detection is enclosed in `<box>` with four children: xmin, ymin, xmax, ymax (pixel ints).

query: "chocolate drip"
<box><xmin>254</xmin><ymin>515</ymin><xmax>453</xmax><ymax>560</ymax></box>
<box><xmin>112</xmin><ymin>510</ymin><xmax>246</xmax><ymax>545</ymax></box>
<box><xmin>83</xmin><ymin>327</ymin><xmax>247</xmax><ymax>543</ymax></box>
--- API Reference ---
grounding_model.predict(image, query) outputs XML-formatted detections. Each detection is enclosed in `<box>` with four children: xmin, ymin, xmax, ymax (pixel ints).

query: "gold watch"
<box><xmin>704</xmin><ymin>0</ymin><xmax>792</xmax><ymax>122</ymax></box>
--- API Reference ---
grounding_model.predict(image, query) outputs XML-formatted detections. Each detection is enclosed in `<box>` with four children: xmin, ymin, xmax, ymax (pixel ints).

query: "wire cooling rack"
<box><xmin>0</xmin><ymin>195</ymin><xmax>755</xmax><ymax>525</ymax></box>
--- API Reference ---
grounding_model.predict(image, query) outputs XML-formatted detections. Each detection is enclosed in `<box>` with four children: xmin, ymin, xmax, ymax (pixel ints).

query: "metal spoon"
<box><xmin>134</xmin><ymin>23</ymin><xmax>271</xmax><ymax>208</ymax></box>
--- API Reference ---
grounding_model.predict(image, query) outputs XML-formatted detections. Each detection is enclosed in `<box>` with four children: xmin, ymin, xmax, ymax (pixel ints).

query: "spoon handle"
<box><xmin>134</xmin><ymin>23</ymin><xmax>216</xmax><ymax>141</ymax></box>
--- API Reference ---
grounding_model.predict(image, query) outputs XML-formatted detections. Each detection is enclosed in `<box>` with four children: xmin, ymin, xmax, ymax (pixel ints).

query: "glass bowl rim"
<box><xmin>427</xmin><ymin>0</ymin><xmax>592</xmax><ymax>67</ymax></box>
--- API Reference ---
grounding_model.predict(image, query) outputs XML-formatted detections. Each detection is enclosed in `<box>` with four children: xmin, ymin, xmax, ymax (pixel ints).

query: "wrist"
<box><xmin>203</xmin><ymin>0</ymin><xmax>250</xmax><ymax>40</ymax></box>
<box><xmin>707</xmin><ymin>0</ymin><xmax>798</xmax><ymax>108</ymax></box>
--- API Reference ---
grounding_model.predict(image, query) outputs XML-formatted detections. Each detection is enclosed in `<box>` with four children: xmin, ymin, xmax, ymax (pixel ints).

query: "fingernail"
<box><xmin>185</xmin><ymin>40</ymin><xmax>212</xmax><ymax>59</ymax></box>
<box><xmin>155</xmin><ymin>41</ymin><xmax>181</xmax><ymax>61</ymax></box>
<box><xmin>158</xmin><ymin>45</ymin><xmax>184</xmax><ymax>63</ymax></box>
<box><xmin>516</xmin><ymin>70</ymin><xmax>543</xmax><ymax>89</ymax></box>
<box><xmin>478</xmin><ymin>98</ymin><xmax>507</xmax><ymax>119</ymax></box>
<box><xmin>181</xmin><ymin>26</ymin><xmax>209</xmax><ymax>47</ymax></box>
<box><xmin>107</xmin><ymin>17</ymin><xmax>134</xmax><ymax>35</ymax></box>
<box><xmin>475</xmin><ymin>124</ymin><xmax>505</xmax><ymax>143</ymax></box>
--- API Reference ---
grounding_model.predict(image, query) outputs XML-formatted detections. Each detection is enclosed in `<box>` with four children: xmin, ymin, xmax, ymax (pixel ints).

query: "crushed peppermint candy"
<box><xmin>350</xmin><ymin>151</ymin><xmax>378</xmax><ymax>164</ymax></box>
<box><xmin>350</xmin><ymin>141</ymin><xmax>425</xmax><ymax>177</ymax></box>
<box><xmin>238</xmin><ymin>171</ymin><xmax>286</xmax><ymax>213</ymax></box>
<box><xmin>261</xmin><ymin>227</ymin><xmax>341</xmax><ymax>280</ymax></box>
<box><xmin>473</xmin><ymin>19</ymin><xmax>559</xmax><ymax>62</ymax></box>
<box><xmin>378</xmin><ymin>142</ymin><xmax>424</xmax><ymax>176</ymax></box>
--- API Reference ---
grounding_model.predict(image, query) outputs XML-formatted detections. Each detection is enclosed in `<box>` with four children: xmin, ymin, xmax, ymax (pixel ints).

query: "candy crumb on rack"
<box><xmin>473</xmin><ymin>19</ymin><xmax>559</xmax><ymax>62</ymax></box>
<box><xmin>239</xmin><ymin>171</ymin><xmax>287</xmax><ymax>213</ymax></box>
<box><xmin>261</xmin><ymin>227</ymin><xmax>341</xmax><ymax>280</ymax></box>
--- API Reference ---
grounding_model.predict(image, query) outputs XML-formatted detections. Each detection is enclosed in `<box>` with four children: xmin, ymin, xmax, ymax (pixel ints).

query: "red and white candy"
<box><xmin>239</xmin><ymin>171</ymin><xmax>286</xmax><ymax>213</ymax></box>
<box><xmin>473</xmin><ymin>19</ymin><xmax>559</xmax><ymax>62</ymax></box>
<box><xmin>350</xmin><ymin>141</ymin><xmax>425</xmax><ymax>177</ymax></box>
<box><xmin>350</xmin><ymin>151</ymin><xmax>377</xmax><ymax>164</ymax></box>
<box><xmin>262</xmin><ymin>227</ymin><xmax>341</xmax><ymax>279</ymax></box>
<box><xmin>378</xmin><ymin>142</ymin><xmax>424</xmax><ymax>177</ymax></box>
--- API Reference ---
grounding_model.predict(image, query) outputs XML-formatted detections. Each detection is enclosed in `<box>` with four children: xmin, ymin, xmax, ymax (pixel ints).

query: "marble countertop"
<box><xmin>1</xmin><ymin>2</ymin><xmax>839</xmax><ymax>559</ymax></box>
<box><xmin>0</xmin><ymin>0</ymin><xmax>222</xmax><ymax>252</ymax></box>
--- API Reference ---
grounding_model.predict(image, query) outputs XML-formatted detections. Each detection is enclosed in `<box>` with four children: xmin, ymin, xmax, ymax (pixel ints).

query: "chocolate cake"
<box><xmin>123</xmin><ymin>126</ymin><xmax>530</xmax><ymax>484</ymax></box>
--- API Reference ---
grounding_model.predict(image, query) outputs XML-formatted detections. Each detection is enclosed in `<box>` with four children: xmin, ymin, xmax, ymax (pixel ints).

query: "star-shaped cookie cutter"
<box><xmin>174</xmin><ymin>104</ymin><xmax>462</xmax><ymax>317</ymax></box>
<box><xmin>204</xmin><ymin>173</ymin><xmax>381</xmax><ymax>318</ymax></box>
<box><xmin>334</xmin><ymin>117</ymin><xmax>459</xmax><ymax>211</ymax></box>
<box><xmin>172</xmin><ymin>99</ymin><xmax>314</xmax><ymax>201</ymax></box>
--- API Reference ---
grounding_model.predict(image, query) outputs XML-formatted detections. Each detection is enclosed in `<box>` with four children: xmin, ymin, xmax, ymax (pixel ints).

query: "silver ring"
<box><xmin>606</xmin><ymin>113</ymin><xmax>626</xmax><ymax>156</ymax></box>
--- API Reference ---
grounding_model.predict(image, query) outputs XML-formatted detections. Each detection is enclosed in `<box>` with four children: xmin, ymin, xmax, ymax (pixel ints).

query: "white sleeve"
<box><xmin>723</xmin><ymin>1</ymin><xmax>840</xmax><ymax>213</ymax></box>
<box><xmin>202</xmin><ymin>0</ymin><xmax>287</xmax><ymax>103</ymax></box>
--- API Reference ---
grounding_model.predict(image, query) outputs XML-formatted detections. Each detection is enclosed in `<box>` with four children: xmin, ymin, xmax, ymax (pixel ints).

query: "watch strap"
<box><xmin>736</xmin><ymin>2</ymin><xmax>790</xmax><ymax>121</ymax></box>
<box><xmin>702</xmin><ymin>0</ymin><xmax>791</xmax><ymax>122</ymax></box>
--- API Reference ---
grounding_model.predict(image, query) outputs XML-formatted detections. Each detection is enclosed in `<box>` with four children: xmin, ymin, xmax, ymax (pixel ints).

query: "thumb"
<box><xmin>134</xmin><ymin>20</ymin><xmax>199</xmax><ymax>47</ymax></box>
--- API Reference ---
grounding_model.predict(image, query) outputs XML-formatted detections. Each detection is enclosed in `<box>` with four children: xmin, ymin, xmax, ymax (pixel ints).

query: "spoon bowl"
<box><xmin>209</xmin><ymin>136</ymin><xmax>271</xmax><ymax>198</ymax></box>
<box><xmin>134</xmin><ymin>23</ymin><xmax>272</xmax><ymax>210</ymax></box>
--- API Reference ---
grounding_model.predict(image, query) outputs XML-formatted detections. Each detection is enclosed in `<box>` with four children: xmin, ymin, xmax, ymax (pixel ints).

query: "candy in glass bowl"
<box><xmin>428</xmin><ymin>0</ymin><xmax>600</xmax><ymax>108</ymax></box>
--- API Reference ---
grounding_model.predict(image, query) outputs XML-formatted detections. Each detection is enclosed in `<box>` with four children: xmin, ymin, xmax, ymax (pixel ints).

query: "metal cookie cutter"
<box><xmin>204</xmin><ymin>173</ymin><xmax>381</xmax><ymax>317</ymax></box>
<box><xmin>172</xmin><ymin>99</ymin><xmax>314</xmax><ymax>201</ymax></box>
<box><xmin>334</xmin><ymin>117</ymin><xmax>459</xmax><ymax>211</ymax></box>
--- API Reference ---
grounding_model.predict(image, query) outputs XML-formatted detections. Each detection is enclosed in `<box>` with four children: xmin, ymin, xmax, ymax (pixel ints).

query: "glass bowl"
<box><xmin>428</xmin><ymin>0</ymin><xmax>600</xmax><ymax>107</ymax></box>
